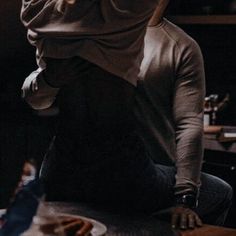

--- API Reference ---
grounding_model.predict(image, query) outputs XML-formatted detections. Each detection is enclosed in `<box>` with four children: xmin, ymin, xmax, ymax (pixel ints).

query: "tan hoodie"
<box><xmin>21</xmin><ymin>0</ymin><xmax>159</xmax><ymax>85</ymax></box>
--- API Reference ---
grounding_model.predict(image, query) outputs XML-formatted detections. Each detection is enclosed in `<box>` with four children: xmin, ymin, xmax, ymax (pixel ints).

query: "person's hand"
<box><xmin>154</xmin><ymin>206</ymin><xmax>203</xmax><ymax>230</ymax></box>
<box><xmin>21</xmin><ymin>70</ymin><xmax>40</xmax><ymax>99</ymax></box>
<box><xmin>56</xmin><ymin>0</ymin><xmax>76</xmax><ymax>13</ymax></box>
<box><xmin>21</xmin><ymin>69</ymin><xmax>59</xmax><ymax>110</ymax></box>
<box><xmin>171</xmin><ymin>206</ymin><xmax>202</xmax><ymax>229</ymax></box>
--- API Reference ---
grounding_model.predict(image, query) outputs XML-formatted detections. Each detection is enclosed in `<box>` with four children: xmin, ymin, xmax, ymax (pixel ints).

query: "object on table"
<box><xmin>0</xmin><ymin>180</ymin><xmax>44</xmax><ymax>236</ymax></box>
<box><xmin>204</xmin><ymin>126</ymin><xmax>236</xmax><ymax>143</ymax></box>
<box><xmin>22</xmin><ymin>212</ymin><xmax>106</xmax><ymax>236</ymax></box>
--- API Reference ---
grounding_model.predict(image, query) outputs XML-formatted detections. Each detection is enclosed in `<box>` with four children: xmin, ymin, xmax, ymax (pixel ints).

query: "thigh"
<box><xmin>128</xmin><ymin>166</ymin><xmax>233</xmax><ymax>215</ymax></box>
<box><xmin>196</xmin><ymin>172</ymin><xmax>233</xmax><ymax>222</ymax></box>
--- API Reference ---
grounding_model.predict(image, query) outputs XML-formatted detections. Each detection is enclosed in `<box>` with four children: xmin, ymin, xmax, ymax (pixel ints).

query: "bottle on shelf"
<box><xmin>209</xmin><ymin>94</ymin><xmax>219</xmax><ymax>125</ymax></box>
<box><xmin>204</xmin><ymin>97</ymin><xmax>213</xmax><ymax>126</ymax></box>
<box><xmin>204</xmin><ymin>94</ymin><xmax>219</xmax><ymax>126</ymax></box>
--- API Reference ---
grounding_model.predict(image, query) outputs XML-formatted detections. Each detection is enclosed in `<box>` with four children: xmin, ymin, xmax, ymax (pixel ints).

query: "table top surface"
<box><xmin>42</xmin><ymin>202</ymin><xmax>236</xmax><ymax>236</ymax></box>
<box><xmin>44</xmin><ymin>202</ymin><xmax>179</xmax><ymax>236</ymax></box>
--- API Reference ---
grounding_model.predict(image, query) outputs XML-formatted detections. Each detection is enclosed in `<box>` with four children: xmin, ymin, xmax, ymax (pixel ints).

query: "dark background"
<box><xmin>0</xmin><ymin>0</ymin><xmax>55</xmax><ymax>207</ymax></box>
<box><xmin>0</xmin><ymin>0</ymin><xmax>236</xmax><ymax>227</ymax></box>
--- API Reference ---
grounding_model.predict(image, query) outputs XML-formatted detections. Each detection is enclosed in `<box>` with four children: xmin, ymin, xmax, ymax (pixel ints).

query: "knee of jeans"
<box><xmin>219</xmin><ymin>180</ymin><xmax>233</xmax><ymax>209</ymax></box>
<box><xmin>225</xmin><ymin>183</ymin><xmax>233</xmax><ymax>206</ymax></box>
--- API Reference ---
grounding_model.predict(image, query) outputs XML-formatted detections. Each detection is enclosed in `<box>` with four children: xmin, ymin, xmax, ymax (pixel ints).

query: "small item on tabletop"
<box><xmin>22</xmin><ymin>206</ymin><xmax>94</xmax><ymax>236</ymax></box>
<box><xmin>204</xmin><ymin>93</ymin><xmax>230</xmax><ymax>127</ymax></box>
<box><xmin>7</xmin><ymin>160</ymin><xmax>37</xmax><ymax>209</ymax></box>
<box><xmin>21</xmin><ymin>198</ymin><xmax>95</xmax><ymax>236</ymax></box>
<box><xmin>0</xmin><ymin>180</ymin><xmax>44</xmax><ymax>236</ymax></box>
<box><xmin>0</xmin><ymin>180</ymin><xmax>94</xmax><ymax>236</ymax></box>
<box><xmin>204</xmin><ymin>97</ymin><xmax>213</xmax><ymax>126</ymax></box>
<box><xmin>218</xmin><ymin>126</ymin><xmax>236</xmax><ymax>142</ymax></box>
<box><xmin>0</xmin><ymin>160</ymin><xmax>37</xmax><ymax>234</ymax></box>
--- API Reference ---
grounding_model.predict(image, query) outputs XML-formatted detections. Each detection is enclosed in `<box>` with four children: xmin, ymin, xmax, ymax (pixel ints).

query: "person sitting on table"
<box><xmin>20</xmin><ymin>0</ymin><xmax>188</xmax><ymax>223</ymax></box>
<box><xmin>24</xmin><ymin>0</ymin><xmax>231</xmax><ymax>231</ymax></box>
<box><xmin>135</xmin><ymin>0</ymin><xmax>233</xmax><ymax>229</ymax></box>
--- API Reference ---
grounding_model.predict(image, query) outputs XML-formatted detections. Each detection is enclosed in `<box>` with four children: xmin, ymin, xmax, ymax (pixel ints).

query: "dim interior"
<box><xmin>0</xmin><ymin>1</ymin><xmax>236</xmax><ymax>234</ymax></box>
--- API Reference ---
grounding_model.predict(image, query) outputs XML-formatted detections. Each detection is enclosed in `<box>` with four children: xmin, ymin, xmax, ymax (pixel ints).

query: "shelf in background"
<box><xmin>204</xmin><ymin>138</ymin><xmax>236</xmax><ymax>154</ymax></box>
<box><xmin>168</xmin><ymin>15</ymin><xmax>236</xmax><ymax>25</ymax></box>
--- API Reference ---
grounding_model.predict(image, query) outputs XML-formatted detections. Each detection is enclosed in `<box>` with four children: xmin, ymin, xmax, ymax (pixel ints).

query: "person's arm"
<box><xmin>173</xmin><ymin>39</ymin><xmax>205</xmax><ymax>197</ymax></box>
<box><xmin>21</xmin><ymin>0</ymin><xmax>75</xmax><ymax>29</ymax></box>
<box><xmin>171</xmin><ymin>38</ymin><xmax>205</xmax><ymax>228</ymax></box>
<box><xmin>157</xmin><ymin>38</ymin><xmax>205</xmax><ymax>230</ymax></box>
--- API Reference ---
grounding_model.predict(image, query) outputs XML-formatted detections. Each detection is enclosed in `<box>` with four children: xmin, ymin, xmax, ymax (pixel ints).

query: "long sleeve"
<box><xmin>173</xmin><ymin>39</ymin><xmax>206</xmax><ymax>195</ymax></box>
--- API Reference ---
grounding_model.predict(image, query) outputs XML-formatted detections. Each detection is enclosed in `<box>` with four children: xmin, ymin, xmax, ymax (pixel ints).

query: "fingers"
<box><xmin>32</xmin><ymin>78</ymin><xmax>38</xmax><ymax>92</ymax></box>
<box><xmin>171</xmin><ymin>213</ymin><xmax>178</xmax><ymax>229</ymax></box>
<box><xmin>21</xmin><ymin>70</ymin><xmax>40</xmax><ymax>98</ymax></box>
<box><xmin>195</xmin><ymin>214</ymin><xmax>203</xmax><ymax>227</ymax></box>
<box><xmin>186</xmin><ymin>213</ymin><xmax>203</xmax><ymax>229</ymax></box>
<box><xmin>180</xmin><ymin>213</ymin><xmax>187</xmax><ymax>230</ymax></box>
<box><xmin>64</xmin><ymin>0</ymin><xmax>76</xmax><ymax>4</ymax></box>
<box><xmin>171</xmin><ymin>207</ymin><xmax>203</xmax><ymax>230</ymax></box>
<box><xmin>22</xmin><ymin>77</ymin><xmax>38</xmax><ymax>98</ymax></box>
<box><xmin>187</xmin><ymin>214</ymin><xmax>195</xmax><ymax>229</ymax></box>
<box><xmin>21</xmin><ymin>89</ymin><xmax>26</xmax><ymax>99</ymax></box>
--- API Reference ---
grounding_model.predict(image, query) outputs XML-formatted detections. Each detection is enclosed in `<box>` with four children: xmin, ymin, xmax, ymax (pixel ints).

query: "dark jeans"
<box><xmin>152</xmin><ymin>165</ymin><xmax>233</xmax><ymax>226</ymax></box>
<box><xmin>40</xmin><ymin>57</ymin><xmax>232</xmax><ymax>226</ymax></box>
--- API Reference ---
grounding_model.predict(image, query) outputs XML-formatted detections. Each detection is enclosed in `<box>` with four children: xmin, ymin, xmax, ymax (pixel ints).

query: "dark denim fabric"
<box><xmin>150</xmin><ymin>165</ymin><xmax>233</xmax><ymax>226</ymax></box>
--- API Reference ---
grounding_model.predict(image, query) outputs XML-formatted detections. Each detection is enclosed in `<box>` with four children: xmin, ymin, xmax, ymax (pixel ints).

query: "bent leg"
<box><xmin>196</xmin><ymin>173</ymin><xmax>233</xmax><ymax>226</ymax></box>
<box><xmin>151</xmin><ymin>165</ymin><xmax>233</xmax><ymax>226</ymax></box>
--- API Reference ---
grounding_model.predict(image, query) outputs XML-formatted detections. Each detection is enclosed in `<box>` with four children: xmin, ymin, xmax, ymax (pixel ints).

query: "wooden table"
<box><xmin>180</xmin><ymin>225</ymin><xmax>236</xmax><ymax>236</ymax></box>
<box><xmin>44</xmin><ymin>202</ymin><xmax>236</xmax><ymax>236</ymax></box>
<box><xmin>44</xmin><ymin>202</ymin><xmax>178</xmax><ymax>236</ymax></box>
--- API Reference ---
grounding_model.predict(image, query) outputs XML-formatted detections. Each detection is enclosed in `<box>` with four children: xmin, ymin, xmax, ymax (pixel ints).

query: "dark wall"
<box><xmin>0</xmin><ymin>1</ymin><xmax>36</xmax><ymax>111</ymax></box>
<box><xmin>0</xmin><ymin>1</ymin><xmax>54</xmax><ymax>207</ymax></box>
<box><xmin>177</xmin><ymin>23</ymin><xmax>236</xmax><ymax>227</ymax></box>
<box><xmin>178</xmin><ymin>24</ymin><xmax>236</xmax><ymax>125</ymax></box>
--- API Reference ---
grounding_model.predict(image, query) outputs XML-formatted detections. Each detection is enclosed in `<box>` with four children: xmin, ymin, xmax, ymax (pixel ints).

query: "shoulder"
<box><xmin>160</xmin><ymin>19</ymin><xmax>204</xmax><ymax>74</ymax></box>
<box><xmin>145</xmin><ymin>18</ymin><xmax>203</xmax><ymax>62</ymax></box>
<box><xmin>161</xmin><ymin>19</ymin><xmax>202</xmax><ymax>55</ymax></box>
